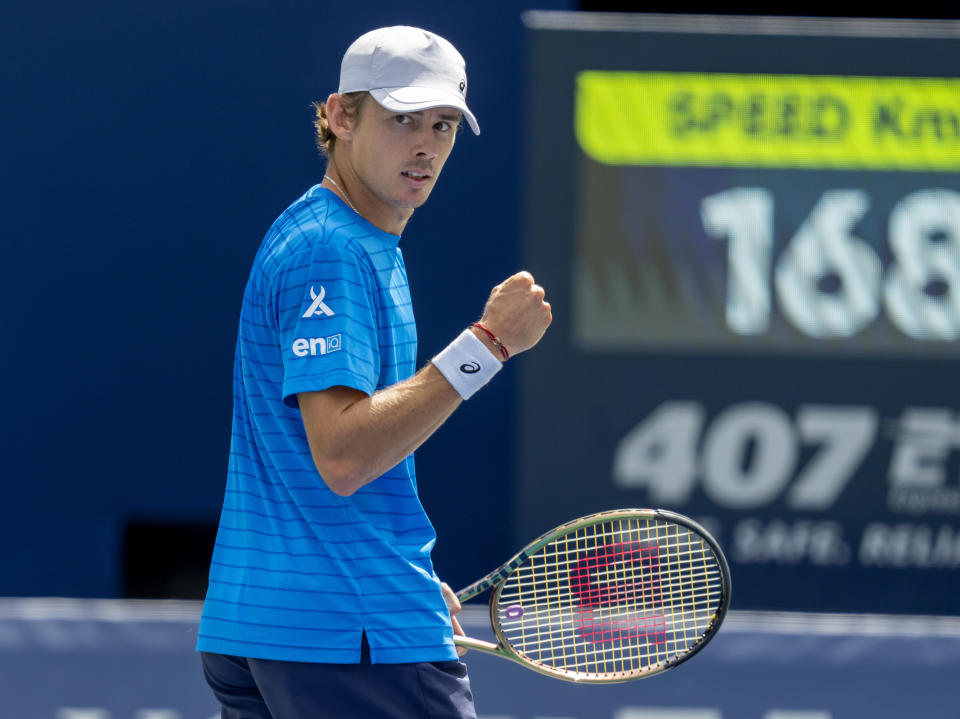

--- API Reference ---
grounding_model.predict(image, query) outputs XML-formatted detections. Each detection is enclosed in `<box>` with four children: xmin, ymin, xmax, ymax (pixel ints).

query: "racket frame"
<box><xmin>454</xmin><ymin>508</ymin><xmax>731</xmax><ymax>683</ymax></box>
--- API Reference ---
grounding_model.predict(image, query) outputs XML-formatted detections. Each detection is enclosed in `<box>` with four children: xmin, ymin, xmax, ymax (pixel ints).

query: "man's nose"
<box><xmin>413</xmin><ymin>126</ymin><xmax>438</xmax><ymax>160</ymax></box>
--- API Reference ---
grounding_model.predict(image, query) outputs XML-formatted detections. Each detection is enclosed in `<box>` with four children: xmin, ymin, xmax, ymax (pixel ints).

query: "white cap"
<box><xmin>338</xmin><ymin>26</ymin><xmax>480</xmax><ymax>135</ymax></box>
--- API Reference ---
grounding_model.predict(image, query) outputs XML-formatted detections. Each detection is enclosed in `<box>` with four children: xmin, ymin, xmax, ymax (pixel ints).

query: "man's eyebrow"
<box><xmin>416</xmin><ymin>109</ymin><xmax>462</xmax><ymax>122</ymax></box>
<box><xmin>395</xmin><ymin>109</ymin><xmax>462</xmax><ymax>124</ymax></box>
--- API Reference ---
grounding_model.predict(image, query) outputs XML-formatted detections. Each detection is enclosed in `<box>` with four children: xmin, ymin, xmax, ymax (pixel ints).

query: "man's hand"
<box><xmin>476</xmin><ymin>271</ymin><xmax>552</xmax><ymax>357</ymax></box>
<box><xmin>441</xmin><ymin>581</ymin><xmax>468</xmax><ymax>657</ymax></box>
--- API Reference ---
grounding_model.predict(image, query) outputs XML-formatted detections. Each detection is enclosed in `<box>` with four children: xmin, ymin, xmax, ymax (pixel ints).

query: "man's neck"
<box><xmin>322</xmin><ymin>167</ymin><xmax>412</xmax><ymax>236</ymax></box>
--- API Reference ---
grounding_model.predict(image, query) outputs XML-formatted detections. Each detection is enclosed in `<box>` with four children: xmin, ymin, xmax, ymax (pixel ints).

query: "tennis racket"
<box><xmin>454</xmin><ymin>508</ymin><xmax>731</xmax><ymax>683</ymax></box>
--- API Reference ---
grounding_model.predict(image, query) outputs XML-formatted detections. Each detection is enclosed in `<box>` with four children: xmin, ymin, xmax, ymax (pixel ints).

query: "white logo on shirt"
<box><xmin>302</xmin><ymin>286</ymin><xmax>335</xmax><ymax>318</ymax></box>
<box><xmin>292</xmin><ymin>334</ymin><xmax>342</xmax><ymax>357</ymax></box>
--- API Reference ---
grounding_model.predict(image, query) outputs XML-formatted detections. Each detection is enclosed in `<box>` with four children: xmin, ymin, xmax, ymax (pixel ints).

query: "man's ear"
<box><xmin>326</xmin><ymin>93</ymin><xmax>354</xmax><ymax>142</ymax></box>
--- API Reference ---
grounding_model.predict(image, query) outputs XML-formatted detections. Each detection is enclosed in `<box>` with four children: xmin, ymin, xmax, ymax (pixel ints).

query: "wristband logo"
<box><xmin>459</xmin><ymin>362</ymin><xmax>481</xmax><ymax>374</ymax></box>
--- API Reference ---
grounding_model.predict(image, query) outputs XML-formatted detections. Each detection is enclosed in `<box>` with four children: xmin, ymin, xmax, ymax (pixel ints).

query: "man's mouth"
<box><xmin>402</xmin><ymin>170</ymin><xmax>430</xmax><ymax>181</ymax></box>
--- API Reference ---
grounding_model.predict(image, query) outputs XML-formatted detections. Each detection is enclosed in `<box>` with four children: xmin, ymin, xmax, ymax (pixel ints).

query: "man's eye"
<box><xmin>395</xmin><ymin>115</ymin><xmax>412</xmax><ymax>125</ymax></box>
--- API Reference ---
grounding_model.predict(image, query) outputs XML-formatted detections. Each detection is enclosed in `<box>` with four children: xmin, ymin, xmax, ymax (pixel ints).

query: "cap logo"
<box><xmin>459</xmin><ymin>79</ymin><xmax>466</xmax><ymax>94</ymax></box>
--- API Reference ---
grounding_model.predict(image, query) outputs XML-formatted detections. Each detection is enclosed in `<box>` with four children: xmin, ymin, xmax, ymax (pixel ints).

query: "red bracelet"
<box><xmin>472</xmin><ymin>322</ymin><xmax>509</xmax><ymax>360</ymax></box>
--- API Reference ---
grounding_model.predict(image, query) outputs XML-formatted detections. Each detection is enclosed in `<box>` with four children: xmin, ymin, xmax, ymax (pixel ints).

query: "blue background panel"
<box><xmin>1</xmin><ymin>0</ymin><xmax>571</xmax><ymax>598</ymax></box>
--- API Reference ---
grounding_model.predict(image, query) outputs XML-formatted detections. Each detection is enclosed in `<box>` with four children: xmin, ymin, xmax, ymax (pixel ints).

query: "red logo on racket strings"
<box><xmin>570</xmin><ymin>540</ymin><xmax>662</xmax><ymax>608</ymax></box>
<box><xmin>570</xmin><ymin>540</ymin><xmax>666</xmax><ymax>644</ymax></box>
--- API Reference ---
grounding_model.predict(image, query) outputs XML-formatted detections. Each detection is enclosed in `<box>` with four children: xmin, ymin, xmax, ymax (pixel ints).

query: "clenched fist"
<box><xmin>475</xmin><ymin>271</ymin><xmax>552</xmax><ymax>357</ymax></box>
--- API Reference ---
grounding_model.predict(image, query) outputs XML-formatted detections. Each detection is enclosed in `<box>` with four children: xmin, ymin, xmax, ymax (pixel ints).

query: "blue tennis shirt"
<box><xmin>197</xmin><ymin>185</ymin><xmax>458</xmax><ymax>664</ymax></box>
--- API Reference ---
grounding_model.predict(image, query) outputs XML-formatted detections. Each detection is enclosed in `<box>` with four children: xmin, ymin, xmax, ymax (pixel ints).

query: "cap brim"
<box><xmin>370</xmin><ymin>87</ymin><xmax>480</xmax><ymax>135</ymax></box>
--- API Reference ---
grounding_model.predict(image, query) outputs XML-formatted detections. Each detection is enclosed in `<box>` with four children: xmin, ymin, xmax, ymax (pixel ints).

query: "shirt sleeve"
<box><xmin>275</xmin><ymin>241</ymin><xmax>380</xmax><ymax>406</ymax></box>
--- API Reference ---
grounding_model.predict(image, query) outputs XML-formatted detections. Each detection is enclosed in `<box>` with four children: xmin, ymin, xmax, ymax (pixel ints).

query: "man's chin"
<box><xmin>396</xmin><ymin>190</ymin><xmax>433</xmax><ymax>210</ymax></box>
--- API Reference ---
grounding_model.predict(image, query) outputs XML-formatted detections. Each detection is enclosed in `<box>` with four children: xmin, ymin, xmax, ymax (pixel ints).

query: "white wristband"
<box><xmin>431</xmin><ymin>329</ymin><xmax>503</xmax><ymax>399</ymax></box>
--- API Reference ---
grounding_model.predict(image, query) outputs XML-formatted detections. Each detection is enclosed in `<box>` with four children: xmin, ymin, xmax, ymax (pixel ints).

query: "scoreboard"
<box><xmin>575</xmin><ymin>72</ymin><xmax>960</xmax><ymax>352</ymax></box>
<box><xmin>518</xmin><ymin>12</ymin><xmax>960</xmax><ymax>613</ymax></box>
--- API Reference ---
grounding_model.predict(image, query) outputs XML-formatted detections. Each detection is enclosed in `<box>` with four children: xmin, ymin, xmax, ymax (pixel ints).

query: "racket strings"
<box><xmin>493</xmin><ymin>517</ymin><xmax>723</xmax><ymax>679</ymax></box>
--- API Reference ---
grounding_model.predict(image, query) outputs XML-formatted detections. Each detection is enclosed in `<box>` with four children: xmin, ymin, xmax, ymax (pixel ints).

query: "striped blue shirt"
<box><xmin>197</xmin><ymin>185</ymin><xmax>458</xmax><ymax>664</ymax></box>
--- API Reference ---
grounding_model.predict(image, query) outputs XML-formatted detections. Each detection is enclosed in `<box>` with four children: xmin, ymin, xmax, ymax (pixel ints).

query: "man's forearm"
<box><xmin>299</xmin><ymin>363</ymin><xmax>463</xmax><ymax>496</ymax></box>
<box><xmin>299</xmin><ymin>272</ymin><xmax>551</xmax><ymax>497</ymax></box>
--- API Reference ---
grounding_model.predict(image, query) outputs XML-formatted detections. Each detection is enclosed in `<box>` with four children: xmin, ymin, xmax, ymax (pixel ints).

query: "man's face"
<box><xmin>343</xmin><ymin>100</ymin><xmax>460</xmax><ymax>216</ymax></box>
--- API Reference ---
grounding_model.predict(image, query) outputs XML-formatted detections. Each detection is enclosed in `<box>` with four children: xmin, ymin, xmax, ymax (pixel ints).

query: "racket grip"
<box><xmin>453</xmin><ymin>636</ymin><xmax>501</xmax><ymax>654</ymax></box>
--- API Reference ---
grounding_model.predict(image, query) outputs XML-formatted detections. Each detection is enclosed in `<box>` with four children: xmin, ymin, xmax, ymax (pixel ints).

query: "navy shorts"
<box><xmin>200</xmin><ymin>634</ymin><xmax>478</xmax><ymax>719</ymax></box>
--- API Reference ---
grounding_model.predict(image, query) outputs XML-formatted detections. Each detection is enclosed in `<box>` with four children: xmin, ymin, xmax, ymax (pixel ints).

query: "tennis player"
<box><xmin>196</xmin><ymin>26</ymin><xmax>552</xmax><ymax>718</ymax></box>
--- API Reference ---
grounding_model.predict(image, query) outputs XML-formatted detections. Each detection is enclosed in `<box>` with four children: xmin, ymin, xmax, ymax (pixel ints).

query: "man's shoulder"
<box><xmin>272</xmin><ymin>186</ymin><xmax>361</xmax><ymax>247</ymax></box>
<box><xmin>257</xmin><ymin>187</ymin><xmax>367</xmax><ymax>272</ymax></box>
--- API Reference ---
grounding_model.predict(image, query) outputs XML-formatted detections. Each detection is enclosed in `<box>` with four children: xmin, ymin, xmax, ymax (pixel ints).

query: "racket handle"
<box><xmin>453</xmin><ymin>636</ymin><xmax>501</xmax><ymax>654</ymax></box>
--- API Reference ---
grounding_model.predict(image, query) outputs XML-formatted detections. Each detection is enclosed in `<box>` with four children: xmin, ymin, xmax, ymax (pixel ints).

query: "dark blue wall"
<box><xmin>2</xmin><ymin>1</ymin><xmax>572</xmax><ymax>597</ymax></box>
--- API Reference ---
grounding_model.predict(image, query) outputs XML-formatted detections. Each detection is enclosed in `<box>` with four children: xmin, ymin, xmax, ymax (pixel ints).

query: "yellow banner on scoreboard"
<box><xmin>575</xmin><ymin>71</ymin><xmax>960</xmax><ymax>170</ymax></box>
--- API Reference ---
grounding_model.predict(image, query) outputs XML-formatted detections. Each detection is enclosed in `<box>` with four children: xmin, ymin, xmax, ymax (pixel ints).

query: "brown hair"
<box><xmin>312</xmin><ymin>91</ymin><xmax>369</xmax><ymax>158</ymax></box>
